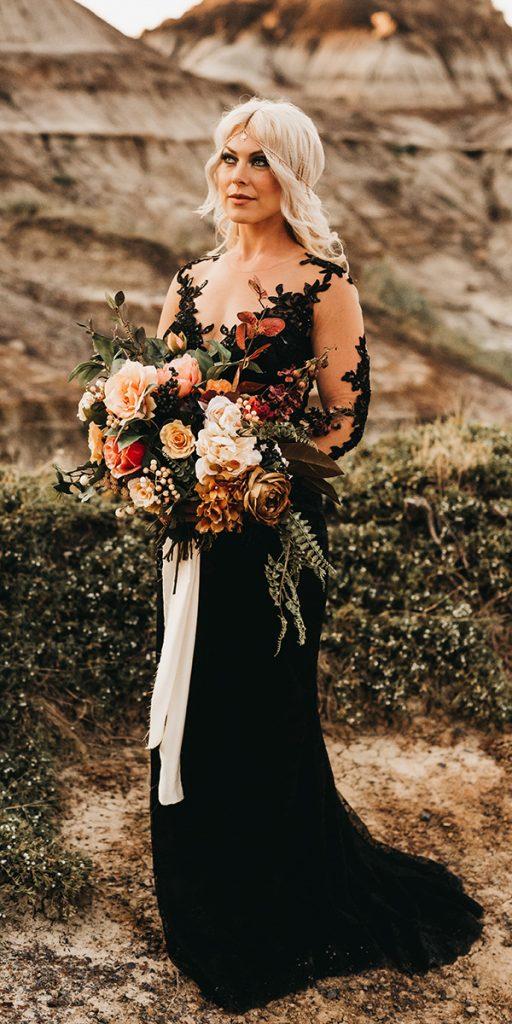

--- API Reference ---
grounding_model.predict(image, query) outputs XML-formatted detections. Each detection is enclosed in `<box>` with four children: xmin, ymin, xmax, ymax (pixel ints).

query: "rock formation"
<box><xmin>1</xmin><ymin>0</ymin><xmax>511</xmax><ymax>466</ymax></box>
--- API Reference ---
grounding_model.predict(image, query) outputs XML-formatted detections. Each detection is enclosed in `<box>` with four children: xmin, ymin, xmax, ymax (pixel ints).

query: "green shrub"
<box><xmin>322</xmin><ymin>415</ymin><xmax>512</xmax><ymax>726</ymax></box>
<box><xmin>1</xmin><ymin>415</ymin><xmax>510</xmax><ymax>920</ymax></box>
<box><xmin>0</xmin><ymin>470</ymin><xmax>157</xmax><ymax>920</ymax></box>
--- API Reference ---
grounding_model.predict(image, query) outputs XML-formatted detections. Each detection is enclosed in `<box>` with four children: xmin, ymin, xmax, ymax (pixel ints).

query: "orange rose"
<box><xmin>87</xmin><ymin>421</ymin><xmax>104</xmax><ymax>464</ymax></box>
<box><xmin>199</xmin><ymin>379</ymin><xmax>234</xmax><ymax>395</ymax></box>
<box><xmin>103</xmin><ymin>437</ymin><xmax>145</xmax><ymax>478</ymax></box>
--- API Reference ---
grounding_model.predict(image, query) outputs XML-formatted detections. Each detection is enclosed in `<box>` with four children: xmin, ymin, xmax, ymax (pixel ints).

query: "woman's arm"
<box><xmin>310</xmin><ymin>272</ymin><xmax>371</xmax><ymax>458</ymax></box>
<box><xmin>156</xmin><ymin>272</ymin><xmax>181</xmax><ymax>340</ymax></box>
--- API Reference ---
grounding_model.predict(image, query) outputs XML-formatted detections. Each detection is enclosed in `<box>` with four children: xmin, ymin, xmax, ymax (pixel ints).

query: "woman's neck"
<box><xmin>231</xmin><ymin>220</ymin><xmax>300</xmax><ymax>265</ymax></box>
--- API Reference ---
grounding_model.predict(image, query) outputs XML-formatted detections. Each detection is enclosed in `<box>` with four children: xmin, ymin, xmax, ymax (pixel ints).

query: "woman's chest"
<box><xmin>174</xmin><ymin>268</ymin><xmax>320</xmax><ymax>372</ymax></box>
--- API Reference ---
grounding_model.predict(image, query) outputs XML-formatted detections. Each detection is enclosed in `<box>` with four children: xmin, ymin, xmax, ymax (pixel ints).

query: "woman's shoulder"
<box><xmin>177</xmin><ymin>252</ymin><xmax>220</xmax><ymax>282</ymax></box>
<box><xmin>303</xmin><ymin>250</ymin><xmax>354</xmax><ymax>283</ymax></box>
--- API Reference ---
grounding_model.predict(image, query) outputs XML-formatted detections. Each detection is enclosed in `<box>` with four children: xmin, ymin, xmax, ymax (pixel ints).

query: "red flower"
<box><xmin>104</xmin><ymin>437</ymin><xmax>145</xmax><ymax>478</ymax></box>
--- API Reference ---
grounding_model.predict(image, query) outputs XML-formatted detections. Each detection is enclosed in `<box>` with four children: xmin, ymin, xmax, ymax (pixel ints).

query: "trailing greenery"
<box><xmin>322</xmin><ymin>415</ymin><xmax>512</xmax><ymax>726</ymax></box>
<box><xmin>266</xmin><ymin>510</ymin><xmax>335</xmax><ymax>654</ymax></box>
<box><xmin>1</xmin><ymin>414</ymin><xmax>510</xmax><ymax>920</ymax></box>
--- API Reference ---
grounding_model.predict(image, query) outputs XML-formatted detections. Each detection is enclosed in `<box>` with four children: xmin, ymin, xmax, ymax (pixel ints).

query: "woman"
<box><xmin>149</xmin><ymin>96</ymin><xmax>484</xmax><ymax>1012</ymax></box>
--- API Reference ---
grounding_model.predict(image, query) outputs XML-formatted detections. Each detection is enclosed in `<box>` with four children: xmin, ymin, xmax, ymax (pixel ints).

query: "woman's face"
<box><xmin>215</xmin><ymin>131</ymin><xmax>283</xmax><ymax>224</ymax></box>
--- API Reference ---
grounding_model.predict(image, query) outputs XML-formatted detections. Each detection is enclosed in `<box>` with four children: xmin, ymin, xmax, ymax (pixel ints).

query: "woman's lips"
<box><xmin>229</xmin><ymin>195</ymin><xmax>255</xmax><ymax>203</ymax></box>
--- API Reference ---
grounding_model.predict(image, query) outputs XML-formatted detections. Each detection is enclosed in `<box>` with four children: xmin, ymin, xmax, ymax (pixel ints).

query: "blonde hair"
<box><xmin>194</xmin><ymin>95</ymin><xmax>350</xmax><ymax>274</ymax></box>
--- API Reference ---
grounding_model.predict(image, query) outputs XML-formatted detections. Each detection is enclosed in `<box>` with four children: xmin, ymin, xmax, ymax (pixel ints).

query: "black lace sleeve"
<box><xmin>310</xmin><ymin>271</ymin><xmax>371</xmax><ymax>459</ymax></box>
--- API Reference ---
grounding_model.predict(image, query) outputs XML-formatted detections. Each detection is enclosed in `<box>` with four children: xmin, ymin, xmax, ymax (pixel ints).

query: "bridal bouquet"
<box><xmin>54</xmin><ymin>280</ymin><xmax>343</xmax><ymax>650</ymax></box>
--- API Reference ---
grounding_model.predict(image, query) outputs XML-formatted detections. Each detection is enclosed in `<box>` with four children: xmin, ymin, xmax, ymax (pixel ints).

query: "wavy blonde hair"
<box><xmin>194</xmin><ymin>95</ymin><xmax>350</xmax><ymax>274</ymax></box>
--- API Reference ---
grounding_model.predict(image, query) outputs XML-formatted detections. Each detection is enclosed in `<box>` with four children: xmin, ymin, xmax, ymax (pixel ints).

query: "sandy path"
<box><xmin>2</xmin><ymin>720</ymin><xmax>511</xmax><ymax>1024</ymax></box>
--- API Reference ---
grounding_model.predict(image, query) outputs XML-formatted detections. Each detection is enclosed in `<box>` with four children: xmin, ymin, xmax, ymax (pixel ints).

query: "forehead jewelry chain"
<box><xmin>225</xmin><ymin>110</ymin><xmax>313</xmax><ymax>190</ymax></box>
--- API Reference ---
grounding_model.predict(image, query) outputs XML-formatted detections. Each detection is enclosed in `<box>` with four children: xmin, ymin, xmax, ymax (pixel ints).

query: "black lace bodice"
<box><xmin>167</xmin><ymin>250</ymin><xmax>371</xmax><ymax>458</ymax></box>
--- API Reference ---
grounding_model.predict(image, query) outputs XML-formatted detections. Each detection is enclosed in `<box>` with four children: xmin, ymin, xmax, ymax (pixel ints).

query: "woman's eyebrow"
<box><xmin>224</xmin><ymin>145</ymin><xmax>265</xmax><ymax>156</ymax></box>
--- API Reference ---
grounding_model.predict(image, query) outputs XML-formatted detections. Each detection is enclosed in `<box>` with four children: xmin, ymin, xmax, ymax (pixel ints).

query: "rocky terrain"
<box><xmin>1</xmin><ymin>0</ymin><xmax>512</xmax><ymax>466</ymax></box>
<box><xmin>2</xmin><ymin>718</ymin><xmax>510</xmax><ymax>1023</ymax></box>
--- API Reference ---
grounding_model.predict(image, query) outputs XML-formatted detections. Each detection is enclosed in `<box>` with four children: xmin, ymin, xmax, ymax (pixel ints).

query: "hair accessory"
<box><xmin>224</xmin><ymin>109</ymin><xmax>314</xmax><ymax>190</ymax></box>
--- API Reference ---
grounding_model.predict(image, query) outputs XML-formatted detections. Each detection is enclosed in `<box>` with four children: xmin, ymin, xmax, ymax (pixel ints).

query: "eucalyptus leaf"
<box><xmin>206</xmin><ymin>363</ymin><xmax>229</xmax><ymax>380</ymax></box>
<box><xmin>191</xmin><ymin>348</ymin><xmax>214</xmax><ymax>375</ymax></box>
<box><xmin>204</xmin><ymin>338</ymin><xmax>231</xmax><ymax>361</ymax></box>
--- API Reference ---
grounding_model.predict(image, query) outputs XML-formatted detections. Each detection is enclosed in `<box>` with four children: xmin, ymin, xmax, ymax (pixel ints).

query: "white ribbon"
<box><xmin>146</xmin><ymin>537</ymin><xmax>201</xmax><ymax>804</ymax></box>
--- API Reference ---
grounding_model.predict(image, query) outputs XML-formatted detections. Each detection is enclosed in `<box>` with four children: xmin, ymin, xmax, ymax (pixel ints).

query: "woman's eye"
<box><xmin>220</xmin><ymin>153</ymin><xmax>268</xmax><ymax>167</ymax></box>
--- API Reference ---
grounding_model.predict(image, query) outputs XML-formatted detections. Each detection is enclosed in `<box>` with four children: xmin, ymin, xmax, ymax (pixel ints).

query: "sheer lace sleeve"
<box><xmin>310</xmin><ymin>271</ymin><xmax>371</xmax><ymax>459</ymax></box>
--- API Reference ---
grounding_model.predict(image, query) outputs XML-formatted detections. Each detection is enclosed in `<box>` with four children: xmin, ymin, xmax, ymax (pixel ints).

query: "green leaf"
<box><xmin>203</xmin><ymin>338</ymin><xmax>232</xmax><ymax>361</ymax></box>
<box><xmin>92</xmin><ymin>333</ymin><xmax>115</xmax><ymax>369</ymax></box>
<box><xmin>114</xmin><ymin>290</ymin><xmax>125</xmax><ymax>307</ymax></box>
<box><xmin>299</xmin><ymin>476</ymin><xmax>342</xmax><ymax>504</ymax></box>
<box><xmin>190</xmin><ymin>348</ymin><xmax>213</xmax><ymax>375</ymax></box>
<box><xmin>280</xmin><ymin>441</ymin><xmax>344</xmax><ymax>478</ymax></box>
<box><xmin>110</xmin><ymin>356</ymin><xmax>127</xmax><ymax>375</ymax></box>
<box><xmin>117</xmin><ymin>427</ymin><xmax>147</xmax><ymax>449</ymax></box>
<box><xmin>68</xmin><ymin>359</ymin><xmax>102</xmax><ymax>385</ymax></box>
<box><xmin>105</xmin><ymin>292</ymin><xmax>117</xmax><ymax>310</ymax></box>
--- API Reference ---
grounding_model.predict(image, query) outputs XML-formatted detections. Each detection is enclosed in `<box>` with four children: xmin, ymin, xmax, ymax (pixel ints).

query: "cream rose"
<box><xmin>127</xmin><ymin>475</ymin><xmax>161</xmax><ymax>511</ymax></box>
<box><xmin>160</xmin><ymin>419</ymin><xmax>196</xmax><ymax>459</ymax></box>
<box><xmin>78</xmin><ymin>390</ymin><xmax>96</xmax><ymax>422</ymax></box>
<box><xmin>104</xmin><ymin>359</ymin><xmax>158</xmax><ymax>423</ymax></box>
<box><xmin>167</xmin><ymin>353</ymin><xmax>202</xmax><ymax>397</ymax></box>
<box><xmin>195</xmin><ymin>421</ymin><xmax>261</xmax><ymax>483</ymax></box>
<box><xmin>204</xmin><ymin>394</ymin><xmax>241</xmax><ymax>435</ymax></box>
<box><xmin>87</xmin><ymin>421</ymin><xmax>104</xmax><ymax>464</ymax></box>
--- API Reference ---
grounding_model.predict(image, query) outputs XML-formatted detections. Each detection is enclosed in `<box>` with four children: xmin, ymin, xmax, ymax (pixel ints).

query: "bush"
<box><xmin>0</xmin><ymin>470</ymin><xmax>157</xmax><ymax>920</ymax></box>
<box><xmin>321</xmin><ymin>415</ymin><xmax>512</xmax><ymax>726</ymax></box>
<box><xmin>1</xmin><ymin>415</ymin><xmax>510</xmax><ymax>920</ymax></box>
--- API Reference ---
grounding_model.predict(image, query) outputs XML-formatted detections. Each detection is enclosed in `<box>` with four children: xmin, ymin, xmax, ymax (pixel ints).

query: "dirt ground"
<box><xmin>2</xmin><ymin>717</ymin><xmax>511</xmax><ymax>1024</ymax></box>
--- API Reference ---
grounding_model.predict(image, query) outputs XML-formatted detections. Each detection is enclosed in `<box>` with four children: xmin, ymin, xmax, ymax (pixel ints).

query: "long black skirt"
<box><xmin>149</xmin><ymin>485</ymin><xmax>484</xmax><ymax>1012</ymax></box>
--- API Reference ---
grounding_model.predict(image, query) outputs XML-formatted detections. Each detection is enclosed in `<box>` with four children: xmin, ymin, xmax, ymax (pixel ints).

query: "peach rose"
<box><xmin>88</xmin><ymin>421</ymin><xmax>104</xmax><ymax>464</ymax></box>
<box><xmin>103</xmin><ymin>437</ymin><xmax>145</xmax><ymax>479</ymax></box>
<box><xmin>168</xmin><ymin>353</ymin><xmax>202</xmax><ymax>397</ymax></box>
<box><xmin>104</xmin><ymin>359</ymin><xmax>158</xmax><ymax>423</ymax></box>
<box><xmin>156</xmin><ymin>365</ymin><xmax>174</xmax><ymax>386</ymax></box>
<box><xmin>159</xmin><ymin>419</ymin><xmax>196</xmax><ymax>459</ymax></box>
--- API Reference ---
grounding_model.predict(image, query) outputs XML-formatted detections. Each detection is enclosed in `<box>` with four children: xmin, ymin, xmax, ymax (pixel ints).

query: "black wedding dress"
<box><xmin>149</xmin><ymin>252</ymin><xmax>484</xmax><ymax>1012</ymax></box>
